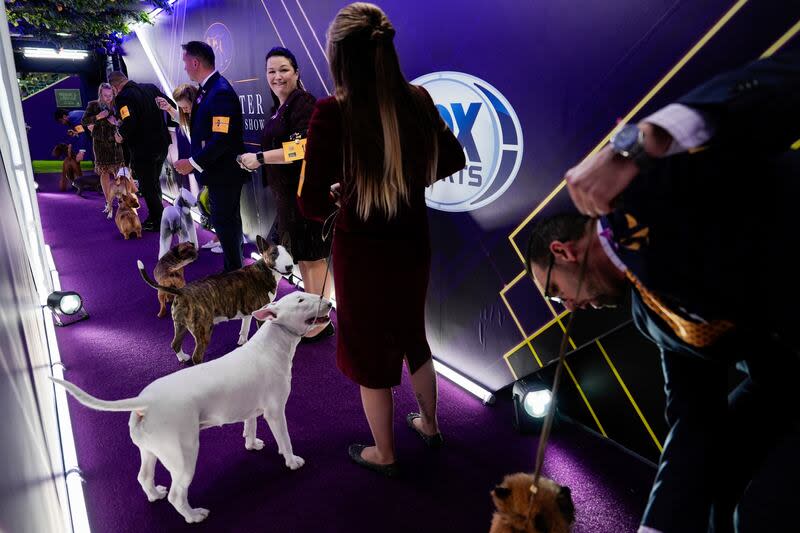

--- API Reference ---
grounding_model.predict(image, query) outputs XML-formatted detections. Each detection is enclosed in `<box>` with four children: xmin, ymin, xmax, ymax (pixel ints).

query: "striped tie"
<box><xmin>626</xmin><ymin>270</ymin><xmax>733</xmax><ymax>348</ymax></box>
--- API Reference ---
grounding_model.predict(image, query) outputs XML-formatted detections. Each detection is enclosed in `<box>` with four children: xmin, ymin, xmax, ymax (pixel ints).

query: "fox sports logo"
<box><xmin>412</xmin><ymin>72</ymin><xmax>523</xmax><ymax>212</ymax></box>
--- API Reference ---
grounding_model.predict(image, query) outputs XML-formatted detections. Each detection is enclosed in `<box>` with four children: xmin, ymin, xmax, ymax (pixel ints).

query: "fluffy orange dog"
<box><xmin>115</xmin><ymin>194</ymin><xmax>142</xmax><ymax>239</ymax></box>
<box><xmin>489</xmin><ymin>473</ymin><xmax>575</xmax><ymax>533</ymax></box>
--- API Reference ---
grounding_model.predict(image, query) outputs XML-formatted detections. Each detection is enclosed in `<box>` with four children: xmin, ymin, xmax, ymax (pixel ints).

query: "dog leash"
<box><xmin>526</xmin><ymin>243</ymin><xmax>590</xmax><ymax>513</ymax></box>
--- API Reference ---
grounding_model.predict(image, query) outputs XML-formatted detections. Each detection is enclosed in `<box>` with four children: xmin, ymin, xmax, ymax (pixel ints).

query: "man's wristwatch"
<box><xmin>610</xmin><ymin>124</ymin><xmax>654</xmax><ymax>173</ymax></box>
<box><xmin>256</xmin><ymin>151</ymin><xmax>265</xmax><ymax>165</ymax></box>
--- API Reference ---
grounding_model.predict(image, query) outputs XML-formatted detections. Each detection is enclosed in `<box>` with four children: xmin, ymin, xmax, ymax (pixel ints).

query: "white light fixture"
<box><xmin>23</xmin><ymin>47</ymin><xmax>88</xmax><ymax>60</ymax></box>
<box><xmin>433</xmin><ymin>358</ymin><xmax>495</xmax><ymax>405</ymax></box>
<box><xmin>523</xmin><ymin>389</ymin><xmax>552</xmax><ymax>418</ymax></box>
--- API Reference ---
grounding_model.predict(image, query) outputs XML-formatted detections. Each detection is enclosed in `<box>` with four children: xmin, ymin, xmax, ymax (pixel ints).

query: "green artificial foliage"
<box><xmin>5</xmin><ymin>0</ymin><xmax>172</xmax><ymax>49</ymax></box>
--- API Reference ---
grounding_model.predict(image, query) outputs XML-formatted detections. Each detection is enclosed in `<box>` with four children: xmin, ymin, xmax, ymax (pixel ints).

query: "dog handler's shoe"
<box><xmin>347</xmin><ymin>444</ymin><xmax>399</xmax><ymax>478</ymax></box>
<box><xmin>201</xmin><ymin>240</ymin><xmax>219</xmax><ymax>249</ymax></box>
<box><xmin>210</xmin><ymin>245</ymin><xmax>223</xmax><ymax>254</ymax></box>
<box><xmin>406</xmin><ymin>413</ymin><xmax>444</xmax><ymax>449</ymax></box>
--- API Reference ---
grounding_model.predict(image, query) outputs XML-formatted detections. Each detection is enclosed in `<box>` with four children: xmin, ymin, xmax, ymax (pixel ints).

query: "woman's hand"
<box><xmin>155</xmin><ymin>97</ymin><xmax>176</xmax><ymax>117</ymax></box>
<box><xmin>87</xmin><ymin>124</ymin><xmax>95</xmax><ymax>133</ymax></box>
<box><xmin>238</xmin><ymin>152</ymin><xmax>261</xmax><ymax>170</ymax></box>
<box><xmin>330</xmin><ymin>182</ymin><xmax>342</xmax><ymax>207</ymax></box>
<box><xmin>107</xmin><ymin>116</ymin><xmax>118</xmax><ymax>126</ymax></box>
<box><xmin>96</xmin><ymin>109</ymin><xmax>109</xmax><ymax>120</ymax></box>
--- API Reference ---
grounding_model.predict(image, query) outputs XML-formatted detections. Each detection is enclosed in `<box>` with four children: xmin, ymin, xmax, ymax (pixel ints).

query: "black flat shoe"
<box><xmin>347</xmin><ymin>444</ymin><xmax>399</xmax><ymax>478</ymax></box>
<box><xmin>300</xmin><ymin>322</ymin><xmax>335</xmax><ymax>344</ymax></box>
<box><xmin>406</xmin><ymin>413</ymin><xmax>444</xmax><ymax>449</ymax></box>
<box><xmin>141</xmin><ymin>221</ymin><xmax>158</xmax><ymax>232</ymax></box>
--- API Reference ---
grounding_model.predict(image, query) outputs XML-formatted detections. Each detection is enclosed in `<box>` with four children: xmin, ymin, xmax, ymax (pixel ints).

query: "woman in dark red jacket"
<box><xmin>298</xmin><ymin>3</ymin><xmax>465</xmax><ymax>476</ymax></box>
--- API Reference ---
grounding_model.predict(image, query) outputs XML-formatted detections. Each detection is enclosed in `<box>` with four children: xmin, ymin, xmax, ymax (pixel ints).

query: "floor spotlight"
<box><xmin>46</xmin><ymin>291</ymin><xmax>88</xmax><ymax>326</ymax></box>
<box><xmin>512</xmin><ymin>376</ymin><xmax>553</xmax><ymax>434</ymax></box>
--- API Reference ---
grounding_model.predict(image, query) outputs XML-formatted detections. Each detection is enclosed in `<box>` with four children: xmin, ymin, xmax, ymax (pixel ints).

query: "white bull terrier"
<box><xmin>159</xmin><ymin>188</ymin><xmax>198</xmax><ymax>259</ymax></box>
<box><xmin>50</xmin><ymin>291</ymin><xmax>332</xmax><ymax>523</ymax></box>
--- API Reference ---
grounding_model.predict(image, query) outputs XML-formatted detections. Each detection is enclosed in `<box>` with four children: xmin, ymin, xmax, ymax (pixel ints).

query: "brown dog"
<box><xmin>153</xmin><ymin>242</ymin><xmax>199</xmax><ymax>318</ymax></box>
<box><xmin>137</xmin><ymin>236</ymin><xmax>295</xmax><ymax>364</ymax></box>
<box><xmin>52</xmin><ymin>143</ymin><xmax>82</xmax><ymax>192</ymax></box>
<box><xmin>105</xmin><ymin>167</ymin><xmax>139</xmax><ymax>219</ymax></box>
<box><xmin>489</xmin><ymin>473</ymin><xmax>575</xmax><ymax>533</ymax></box>
<box><xmin>115</xmin><ymin>194</ymin><xmax>142</xmax><ymax>239</ymax></box>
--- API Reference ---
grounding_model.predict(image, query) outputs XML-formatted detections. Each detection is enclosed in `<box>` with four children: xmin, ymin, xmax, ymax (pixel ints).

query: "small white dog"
<box><xmin>50</xmin><ymin>291</ymin><xmax>332</xmax><ymax>523</ymax></box>
<box><xmin>159</xmin><ymin>188</ymin><xmax>198</xmax><ymax>259</ymax></box>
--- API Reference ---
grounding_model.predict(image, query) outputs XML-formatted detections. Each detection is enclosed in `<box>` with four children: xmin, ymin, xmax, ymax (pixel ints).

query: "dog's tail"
<box><xmin>137</xmin><ymin>260</ymin><xmax>181</xmax><ymax>295</ymax></box>
<box><xmin>49</xmin><ymin>377</ymin><xmax>148</xmax><ymax>412</ymax></box>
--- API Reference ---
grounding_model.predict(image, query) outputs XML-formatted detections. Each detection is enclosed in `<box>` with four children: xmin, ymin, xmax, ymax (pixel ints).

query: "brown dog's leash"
<box><xmin>526</xmin><ymin>243</ymin><xmax>590</xmax><ymax>516</ymax></box>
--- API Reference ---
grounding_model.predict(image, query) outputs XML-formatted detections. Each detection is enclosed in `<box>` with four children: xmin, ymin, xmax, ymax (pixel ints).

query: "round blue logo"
<box><xmin>411</xmin><ymin>72</ymin><xmax>523</xmax><ymax>212</ymax></box>
<box><xmin>204</xmin><ymin>23</ymin><xmax>234</xmax><ymax>74</ymax></box>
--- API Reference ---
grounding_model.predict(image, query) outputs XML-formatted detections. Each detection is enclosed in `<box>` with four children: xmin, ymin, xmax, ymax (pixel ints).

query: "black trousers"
<box><xmin>207</xmin><ymin>182</ymin><xmax>244</xmax><ymax>272</ymax></box>
<box><xmin>634</xmin><ymin>296</ymin><xmax>800</xmax><ymax>533</ymax></box>
<box><xmin>131</xmin><ymin>150</ymin><xmax>167</xmax><ymax>223</ymax></box>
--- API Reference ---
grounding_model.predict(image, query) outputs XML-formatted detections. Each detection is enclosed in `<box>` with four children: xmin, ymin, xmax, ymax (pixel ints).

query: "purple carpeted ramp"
<box><xmin>36</xmin><ymin>173</ymin><xmax>654</xmax><ymax>532</ymax></box>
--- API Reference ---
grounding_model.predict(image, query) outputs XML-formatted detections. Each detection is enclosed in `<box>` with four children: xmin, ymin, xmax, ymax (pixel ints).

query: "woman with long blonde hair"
<box><xmin>82</xmin><ymin>82</ymin><xmax>125</xmax><ymax>216</ymax></box>
<box><xmin>298</xmin><ymin>2</ymin><xmax>465</xmax><ymax>475</ymax></box>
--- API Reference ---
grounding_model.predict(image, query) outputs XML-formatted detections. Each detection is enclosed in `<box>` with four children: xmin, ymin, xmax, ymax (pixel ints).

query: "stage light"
<box><xmin>512</xmin><ymin>376</ymin><xmax>552</xmax><ymax>434</ymax></box>
<box><xmin>46</xmin><ymin>291</ymin><xmax>88</xmax><ymax>326</ymax></box>
<box><xmin>23</xmin><ymin>47</ymin><xmax>88</xmax><ymax>60</ymax></box>
<box><xmin>523</xmin><ymin>389</ymin><xmax>552</xmax><ymax>418</ymax></box>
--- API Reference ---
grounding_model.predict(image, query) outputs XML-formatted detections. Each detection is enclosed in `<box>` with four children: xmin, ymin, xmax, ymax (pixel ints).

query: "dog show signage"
<box><xmin>411</xmin><ymin>71</ymin><xmax>523</xmax><ymax>213</ymax></box>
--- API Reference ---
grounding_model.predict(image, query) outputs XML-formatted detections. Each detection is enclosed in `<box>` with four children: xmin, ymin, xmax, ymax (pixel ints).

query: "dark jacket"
<box><xmin>606</xmin><ymin>51</ymin><xmax>800</xmax><ymax>348</ymax></box>
<box><xmin>115</xmin><ymin>81</ymin><xmax>174</xmax><ymax>159</ymax></box>
<box><xmin>190</xmin><ymin>72</ymin><xmax>249</xmax><ymax>187</ymax></box>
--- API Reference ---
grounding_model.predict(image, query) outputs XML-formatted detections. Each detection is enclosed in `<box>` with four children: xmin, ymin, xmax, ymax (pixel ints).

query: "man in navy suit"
<box><xmin>174</xmin><ymin>41</ymin><xmax>248</xmax><ymax>272</ymax></box>
<box><xmin>527</xmin><ymin>51</ymin><xmax>799</xmax><ymax>533</ymax></box>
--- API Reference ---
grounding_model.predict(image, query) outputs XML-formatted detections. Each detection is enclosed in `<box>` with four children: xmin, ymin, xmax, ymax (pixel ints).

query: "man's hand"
<box><xmin>87</xmin><ymin>124</ymin><xmax>95</xmax><ymax>133</ymax></box>
<box><xmin>565</xmin><ymin>144</ymin><xmax>638</xmax><ymax>217</ymax></box>
<box><xmin>238</xmin><ymin>152</ymin><xmax>260</xmax><ymax>170</ymax></box>
<box><xmin>174</xmin><ymin>159</ymin><xmax>195</xmax><ymax>175</ymax></box>
<box><xmin>565</xmin><ymin>121</ymin><xmax>672</xmax><ymax>217</ymax></box>
<box><xmin>107</xmin><ymin>116</ymin><xmax>118</xmax><ymax>126</ymax></box>
<box><xmin>114</xmin><ymin>131</ymin><xmax>123</xmax><ymax>144</ymax></box>
<box><xmin>76</xmin><ymin>150</ymin><xmax>85</xmax><ymax>162</ymax></box>
<box><xmin>67</xmin><ymin>129</ymin><xmax>77</xmax><ymax>137</ymax></box>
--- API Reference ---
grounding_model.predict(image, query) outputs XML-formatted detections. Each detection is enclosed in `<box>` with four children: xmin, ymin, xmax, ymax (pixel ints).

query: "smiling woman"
<box><xmin>236</xmin><ymin>46</ymin><xmax>333</xmax><ymax>341</ymax></box>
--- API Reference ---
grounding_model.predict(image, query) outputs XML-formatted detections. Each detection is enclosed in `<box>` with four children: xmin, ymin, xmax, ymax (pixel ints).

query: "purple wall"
<box><xmin>22</xmin><ymin>75</ymin><xmax>83</xmax><ymax>161</ymax></box>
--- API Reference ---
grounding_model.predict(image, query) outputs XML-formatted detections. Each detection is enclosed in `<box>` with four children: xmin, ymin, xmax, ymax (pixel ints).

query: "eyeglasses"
<box><xmin>543</xmin><ymin>253</ymin><xmax>563</xmax><ymax>304</ymax></box>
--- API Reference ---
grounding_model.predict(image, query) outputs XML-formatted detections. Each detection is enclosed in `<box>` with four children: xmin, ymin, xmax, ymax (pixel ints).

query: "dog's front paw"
<box><xmin>176</xmin><ymin>350</ymin><xmax>191</xmax><ymax>363</ymax></box>
<box><xmin>184</xmin><ymin>507</ymin><xmax>210</xmax><ymax>523</ymax></box>
<box><xmin>147</xmin><ymin>485</ymin><xmax>168</xmax><ymax>502</ymax></box>
<box><xmin>245</xmin><ymin>438</ymin><xmax>265</xmax><ymax>451</ymax></box>
<box><xmin>285</xmin><ymin>454</ymin><xmax>305</xmax><ymax>470</ymax></box>
<box><xmin>237</xmin><ymin>335</ymin><xmax>248</xmax><ymax>346</ymax></box>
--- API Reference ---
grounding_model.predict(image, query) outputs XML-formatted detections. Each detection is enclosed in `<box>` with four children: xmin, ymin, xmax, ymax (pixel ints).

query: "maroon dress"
<box><xmin>298</xmin><ymin>87</ymin><xmax>465</xmax><ymax>388</ymax></box>
<box><xmin>261</xmin><ymin>88</ymin><xmax>329</xmax><ymax>262</ymax></box>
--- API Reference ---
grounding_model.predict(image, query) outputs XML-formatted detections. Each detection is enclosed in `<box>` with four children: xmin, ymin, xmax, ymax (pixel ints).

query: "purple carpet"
<box><xmin>36</xmin><ymin>173</ymin><xmax>654</xmax><ymax>533</ymax></box>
